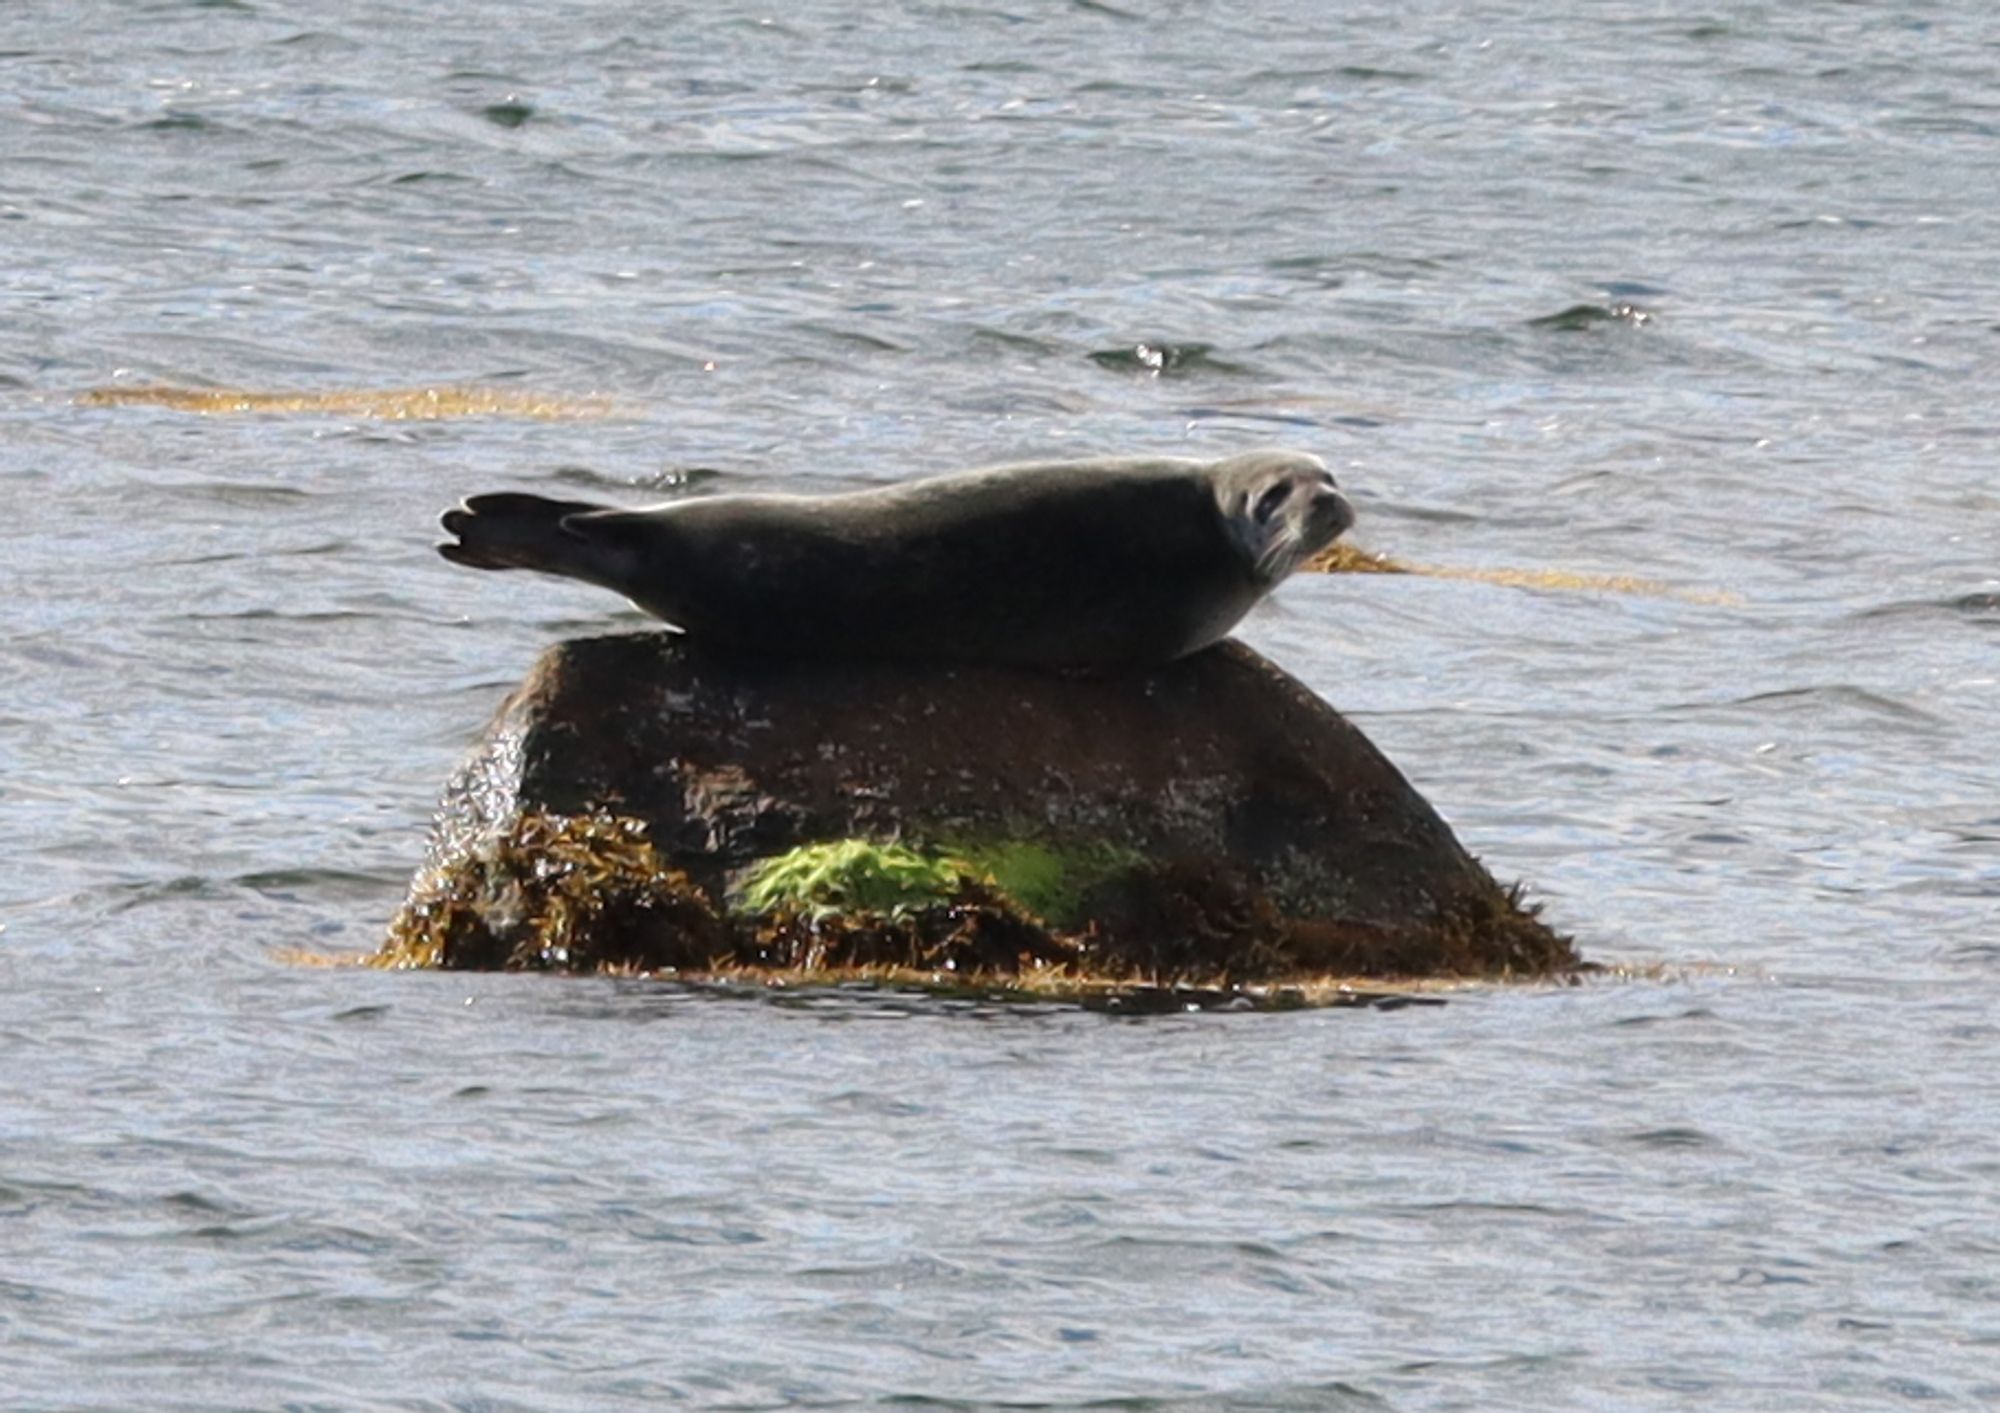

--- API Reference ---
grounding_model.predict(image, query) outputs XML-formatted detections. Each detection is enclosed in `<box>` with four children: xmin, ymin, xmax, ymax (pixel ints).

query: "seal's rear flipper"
<box><xmin>438</xmin><ymin>493</ymin><xmax>606</xmax><ymax>573</ymax></box>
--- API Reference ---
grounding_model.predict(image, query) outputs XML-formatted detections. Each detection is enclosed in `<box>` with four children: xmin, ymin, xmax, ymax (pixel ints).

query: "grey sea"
<box><xmin>4</xmin><ymin>2</ymin><xmax>1998</xmax><ymax>1408</ymax></box>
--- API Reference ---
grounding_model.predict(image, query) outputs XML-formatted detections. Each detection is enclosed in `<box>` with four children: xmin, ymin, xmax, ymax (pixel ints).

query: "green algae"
<box><xmin>734</xmin><ymin>839</ymin><xmax>974</xmax><ymax>921</ymax></box>
<box><xmin>731</xmin><ymin>836</ymin><xmax>1147</xmax><ymax>927</ymax></box>
<box><xmin>947</xmin><ymin>838</ymin><xmax>1146</xmax><ymax>925</ymax></box>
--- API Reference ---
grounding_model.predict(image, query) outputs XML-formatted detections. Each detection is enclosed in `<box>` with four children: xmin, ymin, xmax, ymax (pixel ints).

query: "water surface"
<box><xmin>3</xmin><ymin>2</ymin><xmax>1997</xmax><ymax>1407</ymax></box>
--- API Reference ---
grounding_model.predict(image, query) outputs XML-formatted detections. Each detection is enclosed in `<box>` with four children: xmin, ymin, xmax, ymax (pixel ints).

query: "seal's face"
<box><xmin>1214</xmin><ymin>451</ymin><xmax>1355</xmax><ymax>586</ymax></box>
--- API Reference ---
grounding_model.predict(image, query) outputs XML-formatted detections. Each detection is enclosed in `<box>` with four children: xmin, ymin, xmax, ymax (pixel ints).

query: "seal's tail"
<box><xmin>438</xmin><ymin>493</ymin><xmax>606</xmax><ymax>574</ymax></box>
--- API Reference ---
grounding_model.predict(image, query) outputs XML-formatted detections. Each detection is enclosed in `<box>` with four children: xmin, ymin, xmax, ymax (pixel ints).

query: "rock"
<box><xmin>382</xmin><ymin>633</ymin><xmax>1577</xmax><ymax>989</ymax></box>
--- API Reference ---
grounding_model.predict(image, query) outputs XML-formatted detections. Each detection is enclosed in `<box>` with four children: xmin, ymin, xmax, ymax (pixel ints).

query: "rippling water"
<box><xmin>5</xmin><ymin>2</ymin><xmax>1998</xmax><ymax>1407</ymax></box>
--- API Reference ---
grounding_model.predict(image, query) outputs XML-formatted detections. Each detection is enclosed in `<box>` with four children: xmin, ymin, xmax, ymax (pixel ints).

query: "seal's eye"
<box><xmin>1253</xmin><ymin>482</ymin><xmax>1291</xmax><ymax>524</ymax></box>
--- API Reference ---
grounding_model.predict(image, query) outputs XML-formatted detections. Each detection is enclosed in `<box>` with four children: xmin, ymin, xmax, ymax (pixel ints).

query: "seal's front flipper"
<box><xmin>438</xmin><ymin>493</ymin><xmax>607</xmax><ymax>574</ymax></box>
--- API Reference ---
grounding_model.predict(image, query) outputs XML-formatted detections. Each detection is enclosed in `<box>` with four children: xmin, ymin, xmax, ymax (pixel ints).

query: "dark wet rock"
<box><xmin>1528</xmin><ymin>302</ymin><xmax>1655</xmax><ymax>331</ymax></box>
<box><xmin>479</xmin><ymin>99</ymin><xmax>535</xmax><ymax>128</ymax></box>
<box><xmin>1086</xmin><ymin>341</ymin><xmax>1243</xmax><ymax>376</ymax></box>
<box><xmin>384</xmin><ymin>633</ymin><xmax>1576</xmax><ymax>986</ymax></box>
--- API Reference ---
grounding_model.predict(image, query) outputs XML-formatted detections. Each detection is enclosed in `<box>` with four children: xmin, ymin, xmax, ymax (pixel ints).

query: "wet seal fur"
<box><xmin>439</xmin><ymin>450</ymin><xmax>1354</xmax><ymax>667</ymax></box>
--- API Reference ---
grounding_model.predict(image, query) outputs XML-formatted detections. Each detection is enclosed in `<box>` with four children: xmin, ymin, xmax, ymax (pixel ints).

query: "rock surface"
<box><xmin>388</xmin><ymin>633</ymin><xmax>1575</xmax><ymax>984</ymax></box>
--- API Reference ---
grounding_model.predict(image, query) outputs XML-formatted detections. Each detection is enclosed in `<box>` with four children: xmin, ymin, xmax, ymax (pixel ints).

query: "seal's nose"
<box><xmin>1312</xmin><ymin>482</ymin><xmax>1356</xmax><ymax>539</ymax></box>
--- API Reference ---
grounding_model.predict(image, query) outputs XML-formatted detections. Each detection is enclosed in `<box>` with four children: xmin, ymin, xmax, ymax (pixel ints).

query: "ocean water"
<box><xmin>3</xmin><ymin>1</ymin><xmax>1997</xmax><ymax>1407</ymax></box>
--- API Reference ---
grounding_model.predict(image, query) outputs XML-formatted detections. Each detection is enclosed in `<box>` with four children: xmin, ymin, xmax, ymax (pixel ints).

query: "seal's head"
<box><xmin>1212</xmin><ymin>449</ymin><xmax>1355</xmax><ymax>586</ymax></box>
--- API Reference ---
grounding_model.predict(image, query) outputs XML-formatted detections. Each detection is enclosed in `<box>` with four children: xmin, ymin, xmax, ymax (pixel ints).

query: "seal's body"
<box><xmin>439</xmin><ymin>450</ymin><xmax>1353</xmax><ymax>666</ymax></box>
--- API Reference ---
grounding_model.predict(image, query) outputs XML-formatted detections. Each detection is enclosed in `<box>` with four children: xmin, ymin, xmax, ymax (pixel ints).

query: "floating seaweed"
<box><xmin>75</xmin><ymin>385</ymin><xmax>616</xmax><ymax>420</ymax></box>
<box><xmin>1306</xmin><ymin>541</ymin><xmax>1739</xmax><ymax>605</ymax></box>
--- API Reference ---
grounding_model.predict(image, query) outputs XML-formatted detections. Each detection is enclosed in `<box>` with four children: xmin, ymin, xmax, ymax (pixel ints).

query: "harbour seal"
<box><xmin>438</xmin><ymin>449</ymin><xmax>1354</xmax><ymax>667</ymax></box>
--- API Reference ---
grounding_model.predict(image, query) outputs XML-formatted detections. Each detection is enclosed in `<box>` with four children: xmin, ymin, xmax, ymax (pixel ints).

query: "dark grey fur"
<box><xmin>439</xmin><ymin>450</ymin><xmax>1354</xmax><ymax>666</ymax></box>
